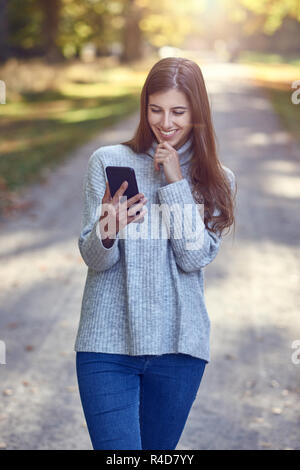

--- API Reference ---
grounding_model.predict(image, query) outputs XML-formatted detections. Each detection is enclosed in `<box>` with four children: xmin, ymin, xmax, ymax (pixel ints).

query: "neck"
<box><xmin>173</xmin><ymin>132</ymin><xmax>192</xmax><ymax>150</ymax></box>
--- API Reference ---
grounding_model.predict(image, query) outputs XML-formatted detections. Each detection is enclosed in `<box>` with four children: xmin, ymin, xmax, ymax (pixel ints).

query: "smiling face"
<box><xmin>147</xmin><ymin>88</ymin><xmax>193</xmax><ymax>149</ymax></box>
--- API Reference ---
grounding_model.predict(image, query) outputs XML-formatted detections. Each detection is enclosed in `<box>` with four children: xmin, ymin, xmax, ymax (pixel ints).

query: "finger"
<box><xmin>161</xmin><ymin>141</ymin><xmax>172</xmax><ymax>149</ymax></box>
<box><xmin>158</xmin><ymin>142</ymin><xmax>169</xmax><ymax>150</ymax></box>
<box><xmin>104</xmin><ymin>181</ymin><xmax>112</xmax><ymax>201</ymax></box>
<box><xmin>112</xmin><ymin>180</ymin><xmax>128</xmax><ymax>205</ymax></box>
<box><xmin>102</xmin><ymin>181</ymin><xmax>108</xmax><ymax>201</ymax></box>
<box><xmin>127</xmin><ymin>198</ymin><xmax>147</xmax><ymax>217</ymax></box>
<box><xmin>156</xmin><ymin>142</ymin><xmax>167</xmax><ymax>150</ymax></box>
<box><xmin>128</xmin><ymin>207</ymin><xmax>148</xmax><ymax>225</ymax></box>
<box><xmin>154</xmin><ymin>157</ymin><xmax>163</xmax><ymax>171</ymax></box>
<box><xmin>127</xmin><ymin>192</ymin><xmax>145</xmax><ymax>209</ymax></box>
<box><xmin>155</xmin><ymin>148</ymin><xmax>168</xmax><ymax>156</ymax></box>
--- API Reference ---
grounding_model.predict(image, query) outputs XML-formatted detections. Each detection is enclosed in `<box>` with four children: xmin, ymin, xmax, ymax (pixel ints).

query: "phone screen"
<box><xmin>105</xmin><ymin>166</ymin><xmax>141</xmax><ymax>215</ymax></box>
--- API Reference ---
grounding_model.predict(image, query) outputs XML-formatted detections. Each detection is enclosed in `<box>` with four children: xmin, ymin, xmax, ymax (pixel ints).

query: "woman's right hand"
<box><xmin>99</xmin><ymin>181</ymin><xmax>148</xmax><ymax>243</ymax></box>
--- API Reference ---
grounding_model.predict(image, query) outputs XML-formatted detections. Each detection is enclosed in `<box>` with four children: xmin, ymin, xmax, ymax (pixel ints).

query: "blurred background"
<box><xmin>0</xmin><ymin>0</ymin><xmax>299</xmax><ymax>451</ymax></box>
<box><xmin>0</xmin><ymin>0</ymin><xmax>300</xmax><ymax>211</ymax></box>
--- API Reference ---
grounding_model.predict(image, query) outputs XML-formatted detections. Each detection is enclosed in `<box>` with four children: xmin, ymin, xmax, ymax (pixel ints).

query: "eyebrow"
<box><xmin>148</xmin><ymin>104</ymin><xmax>188</xmax><ymax>110</ymax></box>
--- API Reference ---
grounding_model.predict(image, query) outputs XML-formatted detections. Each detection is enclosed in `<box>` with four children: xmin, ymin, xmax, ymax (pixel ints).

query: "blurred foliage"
<box><xmin>0</xmin><ymin>57</ymin><xmax>149</xmax><ymax>200</ymax></box>
<box><xmin>221</xmin><ymin>0</ymin><xmax>300</xmax><ymax>34</ymax></box>
<box><xmin>136</xmin><ymin>0</ymin><xmax>205</xmax><ymax>47</ymax></box>
<box><xmin>5</xmin><ymin>0</ymin><xmax>117</xmax><ymax>59</ymax></box>
<box><xmin>238</xmin><ymin>50</ymin><xmax>300</xmax><ymax>66</ymax></box>
<box><xmin>1</xmin><ymin>0</ymin><xmax>300</xmax><ymax>63</ymax></box>
<box><xmin>2</xmin><ymin>0</ymin><xmax>207</xmax><ymax>62</ymax></box>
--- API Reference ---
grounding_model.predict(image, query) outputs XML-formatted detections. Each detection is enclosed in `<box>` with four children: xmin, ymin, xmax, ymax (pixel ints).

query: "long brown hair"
<box><xmin>121</xmin><ymin>57</ymin><xmax>236</xmax><ymax>237</ymax></box>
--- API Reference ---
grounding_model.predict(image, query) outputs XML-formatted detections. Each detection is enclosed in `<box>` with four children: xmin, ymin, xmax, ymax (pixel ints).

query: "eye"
<box><xmin>150</xmin><ymin>109</ymin><xmax>184</xmax><ymax>115</ymax></box>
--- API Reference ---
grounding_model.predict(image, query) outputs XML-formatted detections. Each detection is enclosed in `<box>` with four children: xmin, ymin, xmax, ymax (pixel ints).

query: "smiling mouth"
<box><xmin>158</xmin><ymin>129</ymin><xmax>179</xmax><ymax>136</ymax></box>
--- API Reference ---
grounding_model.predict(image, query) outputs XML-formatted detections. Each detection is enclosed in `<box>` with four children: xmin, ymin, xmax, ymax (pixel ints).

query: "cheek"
<box><xmin>175</xmin><ymin>114</ymin><xmax>192</xmax><ymax>129</ymax></box>
<box><xmin>182</xmin><ymin>114</ymin><xmax>192</xmax><ymax>127</ymax></box>
<box><xmin>147</xmin><ymin>112</ymin><xmax>157</xmax><ymax>127</ymax></box>
<box><xmin>152</xmin><ymin>117</ymin><xmax>161</xmax><ymax>126</ymax></box>
<box><xmin>177</xmin><ymin>121</ymin><xmax>189</xmax><ymax>131</ymax></box>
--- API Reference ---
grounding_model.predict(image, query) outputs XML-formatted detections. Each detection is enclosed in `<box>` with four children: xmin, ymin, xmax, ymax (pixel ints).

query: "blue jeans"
<box><xmin>76</xmin><ymin>351</ymin><xmax>207</xmax><ymax>450</ymax></box>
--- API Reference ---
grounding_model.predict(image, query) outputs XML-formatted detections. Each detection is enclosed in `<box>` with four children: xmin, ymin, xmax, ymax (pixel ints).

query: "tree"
<box><xmin>0</xmin><ymin>0</ymin><xmax>10</xmax><ymax>62</ymax></box>
<box><xmin>40</xmin><ymin>0</ymin><xmax>63</xmax><ymax>62</ymax></box>
<box><xmin>120</xmin><ymin>0</ymin><xmax>144</xmax><ymax>62</ymax></box>
<box><xmin>221</xmin><ymin>0</ymin><xmax>300</xmax><ymax>34</ymax></box>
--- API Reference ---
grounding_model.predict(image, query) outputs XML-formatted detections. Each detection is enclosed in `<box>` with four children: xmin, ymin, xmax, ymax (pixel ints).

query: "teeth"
<box><xmin>160</xmin><ymin>129</ymin><xmax>177</xmax><ymax>136</ymax></box>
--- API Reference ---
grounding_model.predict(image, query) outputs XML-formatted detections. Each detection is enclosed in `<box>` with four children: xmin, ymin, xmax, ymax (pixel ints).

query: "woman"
<box><xmin>74</xmin><ymin>57</ymin><xmax>237</xmax><ymax>450</ymax></box>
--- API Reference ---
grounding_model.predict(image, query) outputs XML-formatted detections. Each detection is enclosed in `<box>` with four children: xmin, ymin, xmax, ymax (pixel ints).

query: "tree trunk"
<box><xmin>120</xmin><ymin>0</ymin><xmax>144</xmax><ymax>63</ymax></box>
<box><xmin>40</xmin><ymin>0</ymin><xmax>62</xmax><ymax>63</ymax></box>
<box><xmin>0</xmin><ymin>0</ymin><xmax>10</xmax><ymax>63</ymax></box>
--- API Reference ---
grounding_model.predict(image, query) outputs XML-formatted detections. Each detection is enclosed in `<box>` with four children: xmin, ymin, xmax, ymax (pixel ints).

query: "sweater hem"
<box><xmin>73</xmin><ymin>344</ymin><xmax>210</xmax><ymax>363</ymax></box>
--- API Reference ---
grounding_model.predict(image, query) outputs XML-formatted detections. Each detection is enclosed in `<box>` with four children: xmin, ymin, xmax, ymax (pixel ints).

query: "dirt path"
<box><xmin>0</xmin><ymin>62</ymin><xmax>299</xmax><ymax>450</ymax></box>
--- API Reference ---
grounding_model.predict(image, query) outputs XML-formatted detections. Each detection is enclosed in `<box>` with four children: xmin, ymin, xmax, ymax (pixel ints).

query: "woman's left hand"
<box><xmin>154</xmin><ymin>141</ymin><xmax>183</xmax><ymax>184</ymax></box>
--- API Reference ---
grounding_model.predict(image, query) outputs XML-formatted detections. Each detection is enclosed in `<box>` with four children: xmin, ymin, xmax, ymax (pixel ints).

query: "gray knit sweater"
<box><xmin>74</xmin><ymin>135</ymin><xmax>236</xmax><ymax>362</ymax></box>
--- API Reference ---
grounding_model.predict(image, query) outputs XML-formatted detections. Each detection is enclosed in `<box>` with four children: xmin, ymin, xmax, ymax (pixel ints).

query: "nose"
<box><xmin>160</xmin><ymin>112</ymin><xmax>174</xmax><ymax>130</ymax></box>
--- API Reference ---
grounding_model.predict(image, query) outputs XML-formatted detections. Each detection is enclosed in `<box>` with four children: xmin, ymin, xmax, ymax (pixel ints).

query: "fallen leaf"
<box><xmin>224</xmin><ymin>354</ymin><xmax>236</xmax><ymax>360</ymax></box>
<box><xmin>253</xmin><ymin>417</ymin><xmax>264</xmax><ymax>424</ymax></box>
<box><xmin>272</xmin><ymin>407</ymin><xmax>282</xmax><ymax>415</ymax></box>
<box><xmin>6</xmin><ymin>322</ymin><xmax>19</xmax><ymax>329</ymax></box>
<box><xmin>246</xmin><ymin>380</ymin><xmax>256</xmax><ymax>389</ymax></box>
<box><xmin>270</xmin><ymin>380</ymin><xmax>280</xmax><ymax>388</ymax></box>
<box><xmin>38</xmin><ymin>265</ymin><xmax>48</xmax><ymax>272</ymax></box>
<box><xmin>260</xmin><ymin>442</ymin><xmax>272</xmax><ymax>448</ymax></box>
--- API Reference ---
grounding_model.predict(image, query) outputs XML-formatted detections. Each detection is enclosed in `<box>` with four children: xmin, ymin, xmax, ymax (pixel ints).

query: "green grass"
<box><xmin>0</xmin><ymin>57</ymin><xmax>155</xmax><ymax>198</ymax></box>
<box><xmin>263</xmin><ymin>86</ymin><xmax>300</xmax><ymax>145</ymax></box>
<box><xmin>238</xmin><ymin>51</ymin><xmax>300</xmax><ymax>147</ymax></box>
<box><xmin>238</xmin><ymin>50</ymin><xmax>300</xmax><ymax>66</ymax></box>
<box><xmin>0</xmin><ymin>94</ymin><xmax>140</xmax><ymax>190</ymax></box>
<box><xmin>0</xmin><ymin>90</ymin><xmax>140</xmax><ymax>191</ymax></box>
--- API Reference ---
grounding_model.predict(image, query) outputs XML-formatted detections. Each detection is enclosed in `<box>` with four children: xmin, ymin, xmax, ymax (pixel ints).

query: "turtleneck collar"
<box><xmin>145</xmin><ymin>134</ymin><xmax>194</xmax><ymax>166</ymax></box>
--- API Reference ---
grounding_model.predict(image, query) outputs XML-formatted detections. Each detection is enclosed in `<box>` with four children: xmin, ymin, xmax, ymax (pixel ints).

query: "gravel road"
<box><xmin>0</xmin><ymin>61</ymin><xmax>299</xmax><ymax>450</ymax></box>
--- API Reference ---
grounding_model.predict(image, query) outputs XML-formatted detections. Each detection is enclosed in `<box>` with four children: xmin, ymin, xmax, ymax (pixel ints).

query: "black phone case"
<box><xmin>105</xmin><ymin>166</ymin><xmax>141</xmax><ymax>214</ymax></box>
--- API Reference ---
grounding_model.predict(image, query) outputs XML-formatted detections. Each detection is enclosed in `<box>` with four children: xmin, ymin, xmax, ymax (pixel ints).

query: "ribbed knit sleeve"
<box><xmin>78</xmin><ymin>150</ymin><xmax>121</xmax><ymax>272</ymax></box>
<box><xmin>157</xmin><ymin>169</ymin><xmax>236</xmax><ymax>273</ymax></box>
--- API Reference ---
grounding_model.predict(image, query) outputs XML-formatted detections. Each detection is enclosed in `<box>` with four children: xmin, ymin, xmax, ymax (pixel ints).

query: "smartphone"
<box><xmin>105</xmin><ymin>166</ymin><xmax>142</xmax><ymax>216</ymax></box>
